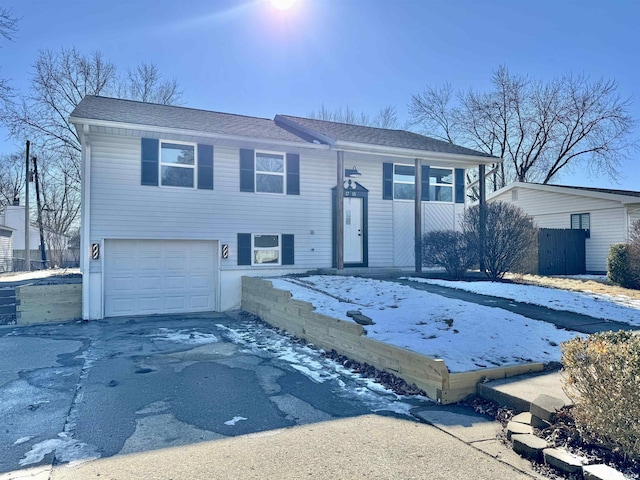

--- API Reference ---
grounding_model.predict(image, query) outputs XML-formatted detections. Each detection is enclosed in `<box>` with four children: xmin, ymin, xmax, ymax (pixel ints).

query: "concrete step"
<box><xmin>477</xmin><ymin>371</ymin><xmax>571</xmax><ymax>413</ymax></box>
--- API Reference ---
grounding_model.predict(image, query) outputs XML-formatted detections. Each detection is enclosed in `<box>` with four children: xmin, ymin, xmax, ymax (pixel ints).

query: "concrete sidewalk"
<box><xmin>45</xmin><ymin>415</ymin><xmax>535</xmax><ymax>480</ymax></box>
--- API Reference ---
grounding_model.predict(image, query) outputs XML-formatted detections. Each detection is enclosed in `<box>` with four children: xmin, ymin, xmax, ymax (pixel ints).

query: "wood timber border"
<box><xmin>16</xmin><ymin>284</ymin><xmax>82</xmax><ymax>325</ymax></box>
<box><xmin>241</xmin><ymin>276</ymin><xmax>543</xmax><ymax>404</ymax></box>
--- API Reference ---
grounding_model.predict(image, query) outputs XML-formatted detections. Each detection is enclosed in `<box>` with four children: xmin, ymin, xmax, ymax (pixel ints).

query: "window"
<box><xmin>255</xmin><ymin>152</ymin><xmax>285</xmax><ymax>194</ymax></box>
<box><xmin>160</xmin><ymin>141</ymin><xmax>195</xmax><ymax>188</ymax></box>
<box><xmin>571</xmin><ymin>213</ymin><xmax>590</xmax><ymax>238</ymax></box>
<box><xmin>253</xmin><ymin>234</ymin><xmax>280</xmax><ymax>265</ymax></box>
<box><xmin>393</xmin><ymin>164</ymin><xmax>415</xmax><ymax>200</ymax></box>
<box><xmin>429</xmin><ymin>168</ymin><xmax>453</xmax><ymax>202</ymax></box>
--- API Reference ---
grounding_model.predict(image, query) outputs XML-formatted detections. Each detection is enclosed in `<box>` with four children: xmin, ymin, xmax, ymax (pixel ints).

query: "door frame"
<box><xmin>332</xmin><ymin>182</ymin><xmax>368</xmax><ymax>268</ymax></box>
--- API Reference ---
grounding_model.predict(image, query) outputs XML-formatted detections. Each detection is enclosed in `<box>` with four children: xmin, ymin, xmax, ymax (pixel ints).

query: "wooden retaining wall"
<box><xmin>16</xmin><ymin>284</ymin><xmax>82</xmax><ymax>325</ymax></box>
<box><xmin>242</xmin><ymin>277</ymin><xmax>543</xmax><ymax>404</ymax></box>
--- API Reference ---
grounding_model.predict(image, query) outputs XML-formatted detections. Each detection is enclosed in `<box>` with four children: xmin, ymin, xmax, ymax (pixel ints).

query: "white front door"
<box><xmin>344</xmin><ymin>197</ymin><xmax>363</xmax><ymax>263</ymax></box>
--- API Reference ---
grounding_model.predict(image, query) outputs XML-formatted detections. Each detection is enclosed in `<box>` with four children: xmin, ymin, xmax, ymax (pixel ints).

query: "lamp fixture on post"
<box><xmin>344</xmin><ymin>166</ymin><xmax>361</xmax><ymax>178</ymax></box>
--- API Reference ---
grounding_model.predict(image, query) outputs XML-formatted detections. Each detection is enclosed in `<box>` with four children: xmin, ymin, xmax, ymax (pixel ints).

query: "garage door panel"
<box><xmin>165</xmin><ymin>276</ymin><xmax>187</xmax><ymax>290</ymax></box>
<box><xmin>139</xmin><ymin>276</ymin><xmax>164</xmax><ymax>291</ymax></box>
<box><xmin>189</xmin><ymin>275</ymin><xmax>212</xmax><ymax>289</ymax></box>
<box><xmin>104</xmin><ymin>240</ymin><xmax>217</xmax><ymax>317</ymax></box>
<box><xmin>189</xmin><ymin>295</ymin><xmax>210</xmax><ymax>309</ymax></box>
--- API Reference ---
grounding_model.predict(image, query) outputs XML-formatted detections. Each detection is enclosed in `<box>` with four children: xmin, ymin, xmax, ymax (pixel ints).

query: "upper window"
<box><xmin>252</xmin><ymin>234</ymin><xmax>280</xmax><ymax>265</ymax></box>
<box><xmin>571</xmin><ymin>213</ymin><xmax>590</xmax><ymax>238</ymax></box>
<box><xmin>161</xmin><ymin>142</ymin><xmax>195</xmax><ymax>188</ymax></box>
<box><xmin>255</xmin><ymin>152</ymin><xmax>285</xmax><ymax>194</ymax></box>
<box><xmin>393</xmin><ymin>164</ymin><xmax>415</xmax><ymax>200</ymax></box>
<box><xmin>429</xmin><ymin>168</ymin><xmax>453</xmax><ymax>202</ymax></box>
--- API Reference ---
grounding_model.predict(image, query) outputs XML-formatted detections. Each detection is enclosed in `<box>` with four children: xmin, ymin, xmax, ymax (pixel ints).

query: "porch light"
<box><xmin>345</xmin><ymin>166</ymin><xmax>361</xmax><ymax>178</ymax></box>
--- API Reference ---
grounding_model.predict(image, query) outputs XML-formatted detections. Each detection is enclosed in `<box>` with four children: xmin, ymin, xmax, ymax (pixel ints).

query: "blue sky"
<box><xmin>2</xmin><ymin>0</ymin><xmax>639</xmax><ymax>189</ymax></box>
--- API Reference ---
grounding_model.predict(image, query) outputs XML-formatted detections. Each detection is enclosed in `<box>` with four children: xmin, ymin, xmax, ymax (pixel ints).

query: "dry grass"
<box><xmin>505</xmin><ymin>273</ymin><xmax>640</xmax><ymax>300</ymax></box>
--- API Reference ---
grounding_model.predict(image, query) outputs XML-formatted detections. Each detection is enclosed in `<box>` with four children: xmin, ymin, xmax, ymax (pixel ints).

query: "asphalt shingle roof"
<box><xmin>71</xmin><ymin>96</ymin><xmax>497</xmax><ymax>158</ymax></box>
<box><xmin>546</xmin><ymin>184</ymin><xmax>640</xmax><ymax>199</ymax></box>
<box><xmin>71</xmin><ymin>96</ymin><xmax>307</xmax><ymax>144</ymax></box>
<box><xmin>275</xmin><ymin>115</ymin><xmax>495</xmax><ymax>158</ymax></box>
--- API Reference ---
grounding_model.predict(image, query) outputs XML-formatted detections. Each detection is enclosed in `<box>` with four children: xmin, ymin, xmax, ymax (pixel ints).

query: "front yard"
<box><xmin>269</xmin><ymin>276</ymin><xmax>640</xmax><ymax>373</ymax></box>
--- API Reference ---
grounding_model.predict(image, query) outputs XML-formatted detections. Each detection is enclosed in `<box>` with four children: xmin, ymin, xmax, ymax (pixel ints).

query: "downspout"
<box><xmin>336</xmin><ymin>151</ymin><xmax>344</xmax><ymax>270</ymax></box>
<box><xmin>80</xmin><ymin>125</ymin><xmax>91</xmax><ymax>320</ymax></box>
<box><xmin>414</xmin><ymin>158</ymin><xmax>422</xmax><ymax>273</ymax></box>
<box><xmin>478</xmin><ymin>164</ymin><xmax>486</xmax><ymax>273</ymax></box>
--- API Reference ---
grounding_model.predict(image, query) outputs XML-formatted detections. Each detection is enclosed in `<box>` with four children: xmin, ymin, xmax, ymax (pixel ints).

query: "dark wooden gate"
<box><xmin>538</xmin><ymin>228</ymin><xmax>586</xmax><ymax>275</ymax></box>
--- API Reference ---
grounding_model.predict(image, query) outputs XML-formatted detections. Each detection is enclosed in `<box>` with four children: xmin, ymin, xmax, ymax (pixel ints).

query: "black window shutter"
<box><xmin>282</xmin><ymin>234</ymin><xmax>294</xmax><ymax>265</ymax></box>
<box><xmin>286</xmin><ymin>153</ymin><xmax>300</xmax><ymax>195</ymax></box>
<box><xmin>240</xmin><ymin>149</ymin><xmax>255</xmax><ymax>192</ymax></box>
<box><xmin>237</xmin><ymin>233</ymin><xmax>252</xmax><ymax>265</ymax></box>
<box><xmin>141</xmin><ymin>138</ymin><xmax>159</xmax><ymax>186</ymax></box>
<box><xmin>455</xmin><ymin>168</ymin><xmax>465</xmax><ymax>203</ymax></box>
<box><xmin>197</xmin><ymin>144</ymin><xmax>214</xmax><ymax>190</ymax></box>
<box><xmin>421</xmin><ymin>165</ymin><xmax>430</xmax><ymax>201</ymax></box>
<box><xmin>383</xmin><ymin>163</ymin><xmax>393</xmax><ymax>200</ymax></box>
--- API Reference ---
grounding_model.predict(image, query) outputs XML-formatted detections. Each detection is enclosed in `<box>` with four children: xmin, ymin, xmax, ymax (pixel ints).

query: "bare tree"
<box><xmin>410</xmin><ymin>66</ymin><xmax>636</xmax><ymax>190</ymax></box>
<box><xmin>0</xmin><ymin>7</ymin><xmax>19</xmax><ymax>111</ymax></box>
<box><xmin>0</xmin><ymin>47</ymin><xmax>184</xmax><ymax>246</ymax></box>
<box><xmin>308</xmin><ymin>104</ymin><xmax>399</xmax><ymax>129</ymax></box>
<box><xmin>116</xmin><ymin>62</ymin><xmax>182</xmax><ymax>105</ymax></box>
<box><xmin>0</xmin><ymin>152</ymin><xmax>25</xmax><ymax>206</ymax></box>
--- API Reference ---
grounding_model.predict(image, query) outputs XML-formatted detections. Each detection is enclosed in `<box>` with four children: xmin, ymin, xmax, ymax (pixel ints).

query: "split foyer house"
<box><xmin>489</xmin><ymin>182</ymin><xmax>640</xmax><ymax>273</ymax></box>
<box><xmin>70</xmin><ymin>96</ymin><xmax>497</xmax><ymax>320</ymax></box>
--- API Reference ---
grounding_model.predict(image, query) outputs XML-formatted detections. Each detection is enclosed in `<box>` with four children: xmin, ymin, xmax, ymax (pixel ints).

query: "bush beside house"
<box><xmin>562</xmin><ymin>331</ymin><xmax>640</xmax><ymax>463</ymax></box>
<box><xmin>607</xmin><ymin>219</ymin><xmax>640</xmax><ymax>289</ymax></box>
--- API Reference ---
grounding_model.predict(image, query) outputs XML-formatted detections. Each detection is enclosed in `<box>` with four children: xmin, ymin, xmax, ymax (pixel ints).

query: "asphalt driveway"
<box><xmin>0</xmin><ymin>311</ymin><xmax>427</xmax><ymax>476</ymax></box>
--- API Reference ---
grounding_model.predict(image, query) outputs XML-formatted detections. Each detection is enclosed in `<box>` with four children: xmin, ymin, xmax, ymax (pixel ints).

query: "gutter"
<box><xmin>68</xmin><ymin>117</ymin><xmax>332</xmax><ymax>152</ymax></box>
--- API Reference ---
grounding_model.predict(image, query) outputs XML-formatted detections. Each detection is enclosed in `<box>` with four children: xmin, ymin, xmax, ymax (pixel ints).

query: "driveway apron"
<box><xmin>0</xmin><ymin>312</ymin><xmax>424</xmax><ymax>475</ymax></box>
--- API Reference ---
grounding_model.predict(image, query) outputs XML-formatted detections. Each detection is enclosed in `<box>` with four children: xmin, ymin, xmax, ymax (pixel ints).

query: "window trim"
<box><xmin>254</xmin><ymin>150</ymin><xmax>286</xmax><ymax>195</ymax></box>
<box><xmin>159</xmin><ymin>140</ymin><xmax>197</xmax><ymax>189</ymax></box>
<box><xmin>571</xmin><ymin>213</ymin><xmax>591</xmax><ymax>238</ymax></box>
<box><xmin>428</xmin><ymin>167</ymin><xmax>454</xmax><ymax>203</ymax></box>
<box><xmin>251</xmin><ymin>233</ymin><xmax>281</xmax><ymax>266</ymax></box>
<box><xmin>391</xmin><ymin>163</ymin><xmax>455</xmax><ymax>203</ymax></box>
<box><xmin>392</xmin><ymin>163</ymin><xmax>416</xmax><ymax>201</ymax></box>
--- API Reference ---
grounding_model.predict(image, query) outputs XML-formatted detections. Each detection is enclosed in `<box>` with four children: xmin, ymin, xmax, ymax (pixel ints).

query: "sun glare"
<box><xmin>270</xmin><ymin>0</ymin><xmax>298</xmax><ymax>10</ymax></box>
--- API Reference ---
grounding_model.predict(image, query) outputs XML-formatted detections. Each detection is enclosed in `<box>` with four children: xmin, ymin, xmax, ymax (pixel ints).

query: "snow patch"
<box><xmin>148</xmin><ymin>328</ymin><xmax>219</xmax><ymax>345</ymax></box>
<box><xmin>224</xmin><ymin>416</ymin><xmax>248</xmax><ymax>426</ymax></box>
<box><xmin>406</xmin><ymin>277</ymin><xmax>640</xmax><ymax>326</ymax></box>
<box><xmin>14</xmin><ymin>436</ymin><xmax>33</xmax><ymax>445</ymax></box>
<box><xmin>19</xmin><ymin>432</ymin><xmax>99</xmax><ymax>466</ymax></box>
<box><xmin>271</xmin><ymin>276</ymin><xmax>581</xmax><ymax>372</ymax></box>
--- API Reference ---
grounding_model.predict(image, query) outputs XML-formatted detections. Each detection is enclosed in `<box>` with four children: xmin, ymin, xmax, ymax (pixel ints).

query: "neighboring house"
<box><xmin>0</xmin><ymin>205</ymin><xmax>70</xmax><ymax>267</ymax></box>
<box><xmin>70</xmin><ymin>96</ymin><xmax>497</xmax><ymax>320</ymax></box>
<box><xmin>0</xmin><ymin>225</ymin><xmax>13</xmax><ymax>272</ymax></box>
<box><xmin>0</xmin><ymin>205</ymin><xmax>40</xmax><ymax>252</ymax></box>
<box><xmin>489</xmin><ymin>182</ymin><xmax>640</xmax><ymax>273</ymax></box>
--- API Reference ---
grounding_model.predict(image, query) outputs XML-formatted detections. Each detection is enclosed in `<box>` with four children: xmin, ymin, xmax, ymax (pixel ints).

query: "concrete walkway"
<box><xmin>394</xmin><ymin>278</ymin><xmax>636</xmax><ymax>334</ymax></box>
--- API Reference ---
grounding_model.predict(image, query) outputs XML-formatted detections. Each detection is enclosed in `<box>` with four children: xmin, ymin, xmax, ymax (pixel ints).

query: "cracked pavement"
<box><xmin>0</xmin><ymin>311</ymin><xmax>427</xmax><ymax>477</ymax></box>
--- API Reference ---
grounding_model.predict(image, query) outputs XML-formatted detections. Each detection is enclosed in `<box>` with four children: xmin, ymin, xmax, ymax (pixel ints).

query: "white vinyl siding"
<box><xmin>491</xmin><ymin>187</ymin><xmax>629</xmax><ymax>272</ymax></box>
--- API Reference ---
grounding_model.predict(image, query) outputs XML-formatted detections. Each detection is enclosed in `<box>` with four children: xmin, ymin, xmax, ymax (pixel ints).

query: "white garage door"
<box><xmin>104</xmin><ymin>240</ymin><xmax>218</xmax><ymax>317</ymax></box>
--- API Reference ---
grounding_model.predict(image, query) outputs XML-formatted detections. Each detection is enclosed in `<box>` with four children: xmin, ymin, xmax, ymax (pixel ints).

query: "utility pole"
<box><xmin>32</xmin><ymin>156</ymin><xmax>47</xmax><ymax>268</ymax></box>
<box><xmin>24</xmin><ymin>141</ymin><xmax>30</xmax><ymax>272</ymax></box>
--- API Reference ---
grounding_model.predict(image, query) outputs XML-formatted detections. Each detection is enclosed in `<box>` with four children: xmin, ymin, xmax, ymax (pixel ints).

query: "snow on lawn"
<box><xmin>269</xmin><ymin>276</ymin><xmax>579</xmax><ymax>373</ymax></box>
<box><xmin>405</xmin><ymin>277</ymin><xmax>640</xmax><ymax>327</ymax></box>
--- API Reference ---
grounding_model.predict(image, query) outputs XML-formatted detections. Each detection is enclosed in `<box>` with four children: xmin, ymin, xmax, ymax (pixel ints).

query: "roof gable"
<box><xmin>275</xmin><ymin>114</ymin><xmax>495</xmax><ymax>158</ymax></box>
<box><xmin>491</xmin><ymin>182</ymin><xmax>640</xmax><ymax>204</ymax></box>
<box><xmin>71</xmin><ymin>96</ymin><xmax>307</xmax><ymax>144</ymax></box>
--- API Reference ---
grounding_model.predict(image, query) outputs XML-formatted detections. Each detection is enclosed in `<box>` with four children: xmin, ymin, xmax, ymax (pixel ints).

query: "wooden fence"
<box><xmin>242</xmin><ymin>277</ymin><xmax>543</xmax><ymax>404</ymax></box>
<box><xmin>538</xmin><ymin>228</ymin><xmax>586</xmax><ymax>275</ymax></box>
